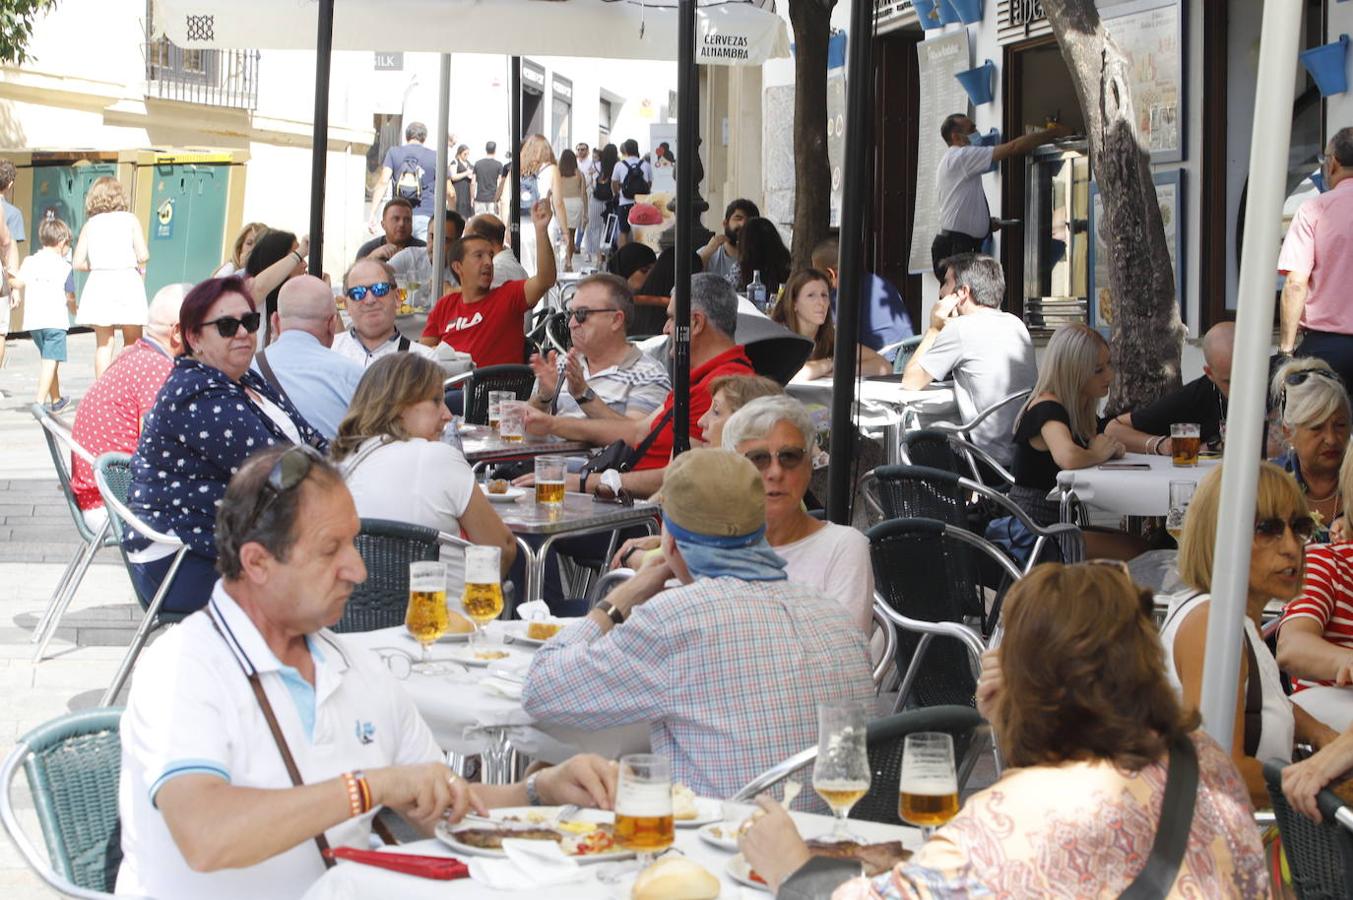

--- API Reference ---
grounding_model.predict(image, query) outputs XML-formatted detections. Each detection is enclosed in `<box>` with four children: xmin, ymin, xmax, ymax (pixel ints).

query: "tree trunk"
<box><xmin>1042</xmin><ymin>0</ymin><xmax>1185</xmax><ymax>413</ymax></box>
<box><xmin>787</xmin><ymin>0</ymin><xmax>837</xmax><ymax>271</ymax></box>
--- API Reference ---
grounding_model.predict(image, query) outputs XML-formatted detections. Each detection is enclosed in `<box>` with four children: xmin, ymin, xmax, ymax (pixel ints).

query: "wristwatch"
<box><xmin>524</xmin><ymin>771</ymin><xmax>543</xmax><ymax>806</ymax></box>
<box><xmin>576</xmin><ymin>386</ymin><xmax>598</xmax><ymax>404</ymax></box>
<box><xmin>596</xmin><ymin>599</ymin><xmax>626</xmax><ymax>626</ymax></box>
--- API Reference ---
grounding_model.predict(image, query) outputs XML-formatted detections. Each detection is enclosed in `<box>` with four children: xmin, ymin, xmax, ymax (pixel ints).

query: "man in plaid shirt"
<box><xmin>522</xmin><ymin>448</ymin><xmax>874</xmax><ymax>800</ymax></box>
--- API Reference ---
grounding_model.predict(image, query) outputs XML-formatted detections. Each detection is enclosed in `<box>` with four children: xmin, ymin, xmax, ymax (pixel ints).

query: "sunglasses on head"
<box><xmin>240</xmin><ymin>445</ymin><xmax>324</xmax><ymax>537</ymax></box>
<box><xmin>1254</xmin><ymin>515</ymin><xmax>1317</xmax><ymax>543</ymax></box>
<box><xmin>565</xmin><ymin>306</ymin><xmax>622</xmax><ymax>324</ymax></box>
<box><xmin>201</xmin><ymin>311</ymin><xmax>262</xmax><ymax>338</ymax></box>
<box><xmin>345</xmin><ymin>281</ymin><xmax>396</xmax><ymax>303</ymax></box>
<box><xmin>743</xmin><ymin>447</ymin><xmax>808</xmax><ymax>471</ymax></box>
<box><xmin>1075</xmin><ymin>559</ymin><xmax>1156</xmax><ymax>619</ymax></box>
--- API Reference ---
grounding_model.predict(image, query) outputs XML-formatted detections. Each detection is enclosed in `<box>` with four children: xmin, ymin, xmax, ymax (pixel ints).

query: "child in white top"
<box><xmin>17</xmin><ymin>217</ymin><xmax>75</xmax><ymax>410</ymax></box>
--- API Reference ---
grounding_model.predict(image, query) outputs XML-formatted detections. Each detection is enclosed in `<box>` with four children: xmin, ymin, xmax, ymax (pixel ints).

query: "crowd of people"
<box><xmin>17</xmin><ymin>121</ymin><xmax>1353</xmax><ymax>900</ymax></box>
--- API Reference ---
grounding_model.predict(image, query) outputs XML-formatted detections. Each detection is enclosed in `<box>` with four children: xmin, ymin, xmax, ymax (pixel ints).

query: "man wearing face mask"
<box><xmin>699</xmin><ymin>198</ymin><xmax>760</xmax><ymax>287</ymax></box>
<box><xmin>901</xmin><ymin>253</ymin><xmax>1036</xmax><ymax>467</ymax></box>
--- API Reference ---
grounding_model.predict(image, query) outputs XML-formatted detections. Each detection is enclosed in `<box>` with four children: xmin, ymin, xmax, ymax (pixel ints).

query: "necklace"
<box><xmin>1308</xmin><ymin>486</ymin><xmax>1341</xmax><ymax>504</ymax></box>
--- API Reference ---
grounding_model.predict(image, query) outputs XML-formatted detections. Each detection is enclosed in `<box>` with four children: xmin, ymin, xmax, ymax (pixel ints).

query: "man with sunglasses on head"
<box><xmin>332</xmin><ymin>258</ymin><xmax>439</xmax><ymax>368</ymax></box>
<box><xmin>116</xmin><ymin>446</ymin><xmax>620</xmax><ymax>900</ymax></box>
<box><xmin>525</xmin><ymin>273</ymin><xmax>669</xmax><ymax>420</ymax></box>
<box><xmin>420</xmin><ymin>199</ymin><xmax>556</xmax><ymax>368</ymax></box>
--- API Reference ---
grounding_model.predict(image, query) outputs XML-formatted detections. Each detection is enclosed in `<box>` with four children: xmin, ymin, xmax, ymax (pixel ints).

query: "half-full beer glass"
<box><xmin>461</xmin><ymin>546</ymin><xmax>503</xmax><ymax>647</ymax></box>
<box><xmin>405</xmin><ymin>561</ymin><xmax>448</xmax><ymax>666</ymax></box>
<box><xmin>898</xmin><ymin>732</ymin><xmax>959</xmax><ymax>838</ymax></box>
<box><xmin>534</xmin><ymin>455</ymin><xmax>567</xmax><ymax>508</ymax></box>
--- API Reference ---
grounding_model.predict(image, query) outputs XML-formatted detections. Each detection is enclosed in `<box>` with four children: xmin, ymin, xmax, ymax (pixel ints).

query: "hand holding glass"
<box><xmin>499</xmin><ymin>401</ymin><xmax>526</xmax><ymax>443</ymax></box>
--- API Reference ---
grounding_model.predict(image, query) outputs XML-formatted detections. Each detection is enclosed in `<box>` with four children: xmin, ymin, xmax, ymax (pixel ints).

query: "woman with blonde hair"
<box><xmin>518</xmin><ymin>134</ymin><xmax>563</xmax><ymax>277</ymax></box>
<box><xmin>740</xmin><ymin>561</ymin><xmax>1267</xmax><ymax>897</ymax></box>
<box><xmin>771</xmin><ymin>269</ymin><xmax>890</xmax><ymax>381</ymax></box>
<box><xmin>72</xmin><ymin>175</ymin><xmax>150</xmax><ymax>376</ymax></box>
<box><xmin>1269</xmin><ymin>356</ymin><xmax>1350</xmax><ymax>541</ymax></box>
<box><xmin>213</xmin><ymin>222</ymin><xmax>267</xmax><ymax>277</ymax></box>
<box><xmin>335</xmin><ymin>353</ymin><xmax>516</xmax><ymax>587</ymax></box>
<box><xmin>1008</xmin><ymin>324</ymin><xmax>1137</xmax><ymax>557</ymax></box>
<box><xmin>1162</xmin><ymin>462</ymin><xmax>1337</xmax><ymax>809</ymax></box>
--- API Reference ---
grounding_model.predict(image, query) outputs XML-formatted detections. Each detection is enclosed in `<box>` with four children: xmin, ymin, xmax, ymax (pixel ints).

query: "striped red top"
<box><xmin>1282</xmin><ymin>541</ymin><xmax>1353</xmax><ymax>691</ymax></box>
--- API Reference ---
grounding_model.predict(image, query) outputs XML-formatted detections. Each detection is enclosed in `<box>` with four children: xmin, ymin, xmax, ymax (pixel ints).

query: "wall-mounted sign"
<box><xmin>522</xmin><ymin>58</ymin><xmax>547</xmax><ymax>95</ymax></box>
<box><xmin>553</xmin><ymin>74</ymin><xmax>573</xmax><ymax>103</ymax></box>
<box><xmin>374</xmin><ymin>51</ymin><xmax>404</xmax><ymax>71</ymax></box>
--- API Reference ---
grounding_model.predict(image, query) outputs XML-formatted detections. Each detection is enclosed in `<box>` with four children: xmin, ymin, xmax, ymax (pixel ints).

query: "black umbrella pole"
<box><xmin>510</xmin><ymin>57</ymin><xmax>522</xmax><ymax>255</ymax></box>
<box><xmin>827</xmin><ymin>0</ymin><xmax>873</xmax><ymax>525</ymax></box>
<box><xmin>307</xmin><ymin>0</ymin><xmax>335</xmax><ymax>276</ymax></box>
<box><xmin>673</xmin><ymin>0</ymin><xmax>697</xmax><ymax>455</ymax></box>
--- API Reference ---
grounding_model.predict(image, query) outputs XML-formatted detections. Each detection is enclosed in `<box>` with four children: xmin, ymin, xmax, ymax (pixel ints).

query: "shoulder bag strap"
<box><xmin>397</xmin><ymin>335</ymin><xmax>411</xmax><ymax>352</ymax></box>
<box><xmin>620</xmin><ymin>406</ymin><xmax>675</xmax><ymax>472</ymax></box>
<box><xmin>205</xmin><ymin>610</ymin><xmax>335</xmax><ymax>869</ymax></box>
<box><xmin>1242</xmin><ymin>635</ymin><xmax>1263</xmax><ymax>758</ymax></box>
<box><xmin>1118</xmin><ymin>733</ymin><xmax>1200</xmax><ymax>900</ymax></box>
<box><xmin>254</xmin><ymin>349</ymin><xmax>295</xmax><ymax>409</ymax></box>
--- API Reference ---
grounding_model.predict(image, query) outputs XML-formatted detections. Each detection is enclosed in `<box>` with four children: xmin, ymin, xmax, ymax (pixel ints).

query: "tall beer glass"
<box><xmin>534</xmin><ymin>455</ymin><xmax>567</xmax><ymax>508</ymax></box>
<box><xmin>898</xmin><ymin>732</ymin><xmax>959</xmax><ymax>838</ymax></box>
<box><xmin>812</xmin><ymin>703</ymin><xmax>871</xmax><ymax>841</ymax></box>
<box><xmin>461</xmin><ymin>545</ymin><xmax>503</xmax><ymax>648</ymax></box>
<box><xmin>405</xmin><ymin>561</ymin><xmax>448</xmax><ymax>666</ymax></box>
<box><xmin>1171</xmin><ymin>422</ymin><xmax>1201</xmax><ymax>467</ymax></box>
<box><xmin>487</xmin><ymin>391</ymin><xmax>512</xmax><ymax>432</ymax></box>
<box><xmin>615</xmin><ymin>754</ymin><xmax>674</xmax><ymax>862</ymax></box>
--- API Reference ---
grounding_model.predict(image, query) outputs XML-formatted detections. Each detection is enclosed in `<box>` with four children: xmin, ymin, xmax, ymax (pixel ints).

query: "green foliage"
<box><xmin>0</xmin><ymin>0</ymin><xmax>56</xmax><ymax>66</ymax></box>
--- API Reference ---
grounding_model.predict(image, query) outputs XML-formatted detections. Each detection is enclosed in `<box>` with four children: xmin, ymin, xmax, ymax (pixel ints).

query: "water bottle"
<box><xmin>747</xmin><ymin>269</ymin><xmax>768</xmax><ymax>313</ymax></box>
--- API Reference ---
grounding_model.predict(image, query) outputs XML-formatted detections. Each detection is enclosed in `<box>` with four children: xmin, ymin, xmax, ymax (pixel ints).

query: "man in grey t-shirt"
<box><xmin>901</xmin><ymin>253</ymin><xmax>1036</xmax><ymax>468</ymax></box>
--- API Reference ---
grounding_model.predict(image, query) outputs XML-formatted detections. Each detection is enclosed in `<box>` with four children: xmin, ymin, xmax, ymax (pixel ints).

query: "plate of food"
<box><xmin>480</xmin><ymin>481</ymin><xmax>526</xmax><ymax>503</ymax></box>
<box><xmin>435</xmin><ymin>807</ymin><xmax>631</xmax><ymax>863</ymax></box>
<box><xmin>502</xmin><ymin>619</ymin><xmax>568</xmax><ymax>647</ymax></box>
<box><xmin>725</xmin><ymin>853</ymin><xmax>771</xmax><ymax>892</ymax></box>
<box><xmin>672</xmin><ymin>783</ymin><xmax>721</xmax><ymax>828</ymax></box>
<box><xmin>442</xmin><ymin>646</ymin><xmax>522</xmax><ymax>667</ymax></box>
<box><xmin>697</xmin><ymin>820</ymin><xmax>741</xmax><ymax>852</ymax></box>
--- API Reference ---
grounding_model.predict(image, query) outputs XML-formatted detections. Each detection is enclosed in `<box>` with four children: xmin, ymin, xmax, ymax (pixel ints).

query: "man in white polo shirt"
<box><xmin>331</xmin><ymin>257</ymin><xmax>438</xmax><ymax>368</ymax></box>
<box><xmin>116</xmin><ymin>445</ymin><xmax>617</xmax><ymax>899</ymax></box>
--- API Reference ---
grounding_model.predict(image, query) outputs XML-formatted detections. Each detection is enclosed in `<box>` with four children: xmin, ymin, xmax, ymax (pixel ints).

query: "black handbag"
<box><xmin>579</xmin><ymin>407</ymin><xmax>673</xmax><ymax>481</ymax></box>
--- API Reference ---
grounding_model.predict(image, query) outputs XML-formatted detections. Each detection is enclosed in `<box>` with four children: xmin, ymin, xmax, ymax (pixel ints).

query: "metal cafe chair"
<box><xmin>336</xmin><ymin>518</ymin><xmax>476</xmax><ymax>633</ymax></box>
<box><xmin>445</xmin><ymin>364</ymin><xmax>536</xmax><ymax>425</ymax></box>
<box><xmin>1263</xmin><ymin>760</ymin><xmax>1353</xmax><ymax>899</ymax></box>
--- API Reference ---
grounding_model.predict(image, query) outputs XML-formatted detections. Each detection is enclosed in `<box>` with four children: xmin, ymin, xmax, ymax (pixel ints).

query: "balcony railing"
<box><xmin>144</xmin><ymin>40</ymin><xmax>259</xmax><ymax>111</ymax></box>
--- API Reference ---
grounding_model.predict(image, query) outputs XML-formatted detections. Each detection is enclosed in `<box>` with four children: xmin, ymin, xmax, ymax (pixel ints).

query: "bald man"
<box><xmin>250</xmin><ymin>275</ymin><xmax>364</xmax><ymax>439</ymax></box>
<box><xmin>1105</xmin><ymin>322</ymin><xmax>1235</xmax><ymax>455</ymax></box>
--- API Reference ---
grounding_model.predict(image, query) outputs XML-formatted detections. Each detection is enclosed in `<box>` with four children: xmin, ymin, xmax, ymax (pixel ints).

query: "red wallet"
<box><xmin>324</xmin><ymin>847</ymin><xmax>470</xmax><ymax>880</ymax></box>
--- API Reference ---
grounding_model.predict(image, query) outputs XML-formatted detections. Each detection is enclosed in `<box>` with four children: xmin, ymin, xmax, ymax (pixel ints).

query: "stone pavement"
<box><xmin>0</xmin><ymin>330</ymin><xmax>139</xmax><ymax>898</ymax></box>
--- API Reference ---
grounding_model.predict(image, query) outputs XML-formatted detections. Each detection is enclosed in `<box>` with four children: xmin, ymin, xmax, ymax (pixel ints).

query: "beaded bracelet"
<box><xmin>341</xmin><ymin>771</ymin><xmax>372</xmax><ymax>818</ymax></box>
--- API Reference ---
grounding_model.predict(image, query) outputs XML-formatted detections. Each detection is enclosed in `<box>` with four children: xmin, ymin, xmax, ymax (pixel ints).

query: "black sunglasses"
<box><xmin>565</xmin><ymin>306</ymin><xmax>622</xmax><ymax>324</ymax></box>
<box><xmin>201</xmin><ymin>311</ymin><xmax>262</xmax><ymax>338</ymax></box>
<box><xmin>1254</xmin><ymin>515</ymin><xmax>1317</xmax><ymax>543</ymax></box>
<box><xmin>346</xmin><ymin>281</ymin><xmax>396</xmax><ymax>303</ymax></box>
<box><xmin>241</xmin><ymin>445</ymin><xmax>324</xmax><ymax>537</ymax></box>
<box><xmin>744</xmin><ymin>447</ymin><xmax>808</xmax><ymax>472</ymax></box>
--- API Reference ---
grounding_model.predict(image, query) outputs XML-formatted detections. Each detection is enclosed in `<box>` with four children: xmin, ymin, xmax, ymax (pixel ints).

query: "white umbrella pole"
<box><xmin>1199</xmin><ymin>0</ymin><xmax>1302</xmax><ymax>748</ymax></box>
<box><xmin>433</xmin><ymin>53</ymin><xmax>452</xmax><ymax>290</ymax></box>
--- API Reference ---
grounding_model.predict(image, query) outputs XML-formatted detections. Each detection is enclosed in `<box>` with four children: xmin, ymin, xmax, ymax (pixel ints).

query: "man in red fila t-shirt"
<box><xmin>421</xmin><ymin>199</ymin><xmax>556</xmax><ymax>367</ymax></box>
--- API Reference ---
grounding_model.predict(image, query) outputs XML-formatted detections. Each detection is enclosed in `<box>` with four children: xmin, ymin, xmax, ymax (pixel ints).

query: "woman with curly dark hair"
<box><xmin>740</xmin><ymin>561</ymin><xmax>1270</xmax><ymax>898</ymax></box>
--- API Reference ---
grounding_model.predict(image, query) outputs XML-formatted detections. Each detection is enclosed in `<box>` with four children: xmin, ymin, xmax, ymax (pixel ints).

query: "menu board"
<box><xmin>908</xmin><ymin>30</ymin><xmax>973</xmax><ymax>275</ymax></box>
<box><xmin>1104</xmin><ymin>0</ymin><xmax>1183</xmax><ymax>161</ymax></box>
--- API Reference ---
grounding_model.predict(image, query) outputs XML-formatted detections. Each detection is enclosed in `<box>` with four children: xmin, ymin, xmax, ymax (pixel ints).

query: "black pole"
<box><xmin>673</xmin><ymin>0</ymin><xmax>697</xmax><ymax>455</ymax></box>
<box><xmin>307</xmin><ymin>0</ymin><xmax>335</xmax><ymax>276</ymax></box>
<box><xmin>510</xmin><ymin>57</ymin><xmax>523</xmax><ymax>256</ymax></box>
<box><xmin>826</xmin><ymin>0</ymin><xmax>872</xmax><ymax>525</ymax></box>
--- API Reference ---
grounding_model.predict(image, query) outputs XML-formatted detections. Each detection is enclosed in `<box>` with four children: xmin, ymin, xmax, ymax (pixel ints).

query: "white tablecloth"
<box><xmin>344</xmin><ymin>624</ymin><xmax>649</xmax><ymax>764</ymax></box>
<box><xmin>1054</xmin><ymin>452</ymin><xmax>1221</xmax><ymax>518</ymax></box>
<box><xmin>301</xmin><ymin>813</ymin><xmax>920</xmax><ymax>900</ymax></box>
<box><xmin>787</xmin><ymin>378</ymin><xmax>958</xmax><ymax>431</ymax></box>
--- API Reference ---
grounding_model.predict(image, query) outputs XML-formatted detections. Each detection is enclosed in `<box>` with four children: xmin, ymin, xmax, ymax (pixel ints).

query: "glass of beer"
<box><xmin>898</xmin><ymin>732</ymin><xmax>959</xmax><ymax>839</ymax></box>
<box><xmin>534</xmin><ymin>455</ymin><xmax>567</xmax><ymax>508</ymax></box>
<box><xmin>499</xmin><ymin>401</ymin><xmax>526</xmax><ymax>443</ymax></box>
<box><xmin>405</xmin><ymin>561</ymin><xmax>449</xmax><ymax>667</ymax></box>
<box><xmin>487</xmin><ymin>391</ymin><xmax>513</xmax><ymax>432</ymax></box>
<box><xmin>1166</xmin><ymin>480</ymin><xmax>1195</xmax><ymax>541</ymax></box>
<box><xmin>812</xmin><ymin>702</ymin><xmax>871</xmax><ymax>841</ymax></box>
<box><xmin>1170</xmin><ymin>422</ymin><xmax>1201</xmax><ymax>467</ymax></box>
<box><xmin>461</xmin><ymin>545</ymin><xmax>504</xmax><ymax>647</ymax></box>
<box><xmin>615</xmin><ymin>754</ymin><xmax>674</xmax><ymax>864</ymax></box>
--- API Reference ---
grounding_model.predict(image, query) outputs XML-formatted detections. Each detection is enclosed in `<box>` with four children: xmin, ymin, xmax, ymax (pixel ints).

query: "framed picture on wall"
<box><xmin>1099</xmin><ymin>0</ymin><xmax>1187</xmax><ymax>163</ymax></box>
<box><xmin>1087</xmin><ymin>168</ymin><xmax>1186</xmax><ymax>336</ymax></box>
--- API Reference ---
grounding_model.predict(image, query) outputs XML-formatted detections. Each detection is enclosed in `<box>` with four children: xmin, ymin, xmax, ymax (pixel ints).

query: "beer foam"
<box><xmin>616</xmin><ymin>783</ymin><xmax>673</xmax><ymax>817</ymax></box>
<box><xmin>898</xmin><ymin>775</ymin><xmax>958</xmax><ymax>795</ymax></box>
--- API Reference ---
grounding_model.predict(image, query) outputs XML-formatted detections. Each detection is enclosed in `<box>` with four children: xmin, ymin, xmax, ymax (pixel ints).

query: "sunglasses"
<box><xmin>345</xmin><ymin>281</ymin><xmax>396</xmax><ymax>303</ymax></box>
<box><xmin>565</xmin><ymin>306</ymin><xmax>622</xmax><ymax>324</ymax></box>
<box><xmin>593</xmin><ymin>482</ymin><xmax>634</xmax><ymax>506</ymax></box>
<box><xmin>1254</xmin><ymin>515</ymin><xmax>1317</xmax><ymax>543</ymax></box>
<box><xmin>201</xmin><ymin>311</ymin><xmax>262</xmax><ymax>338</ymax></box>
<box><xmin>240</xmin><ymin>445</ymin><xmax>323</xmax><ymax>537</ymax></box>
<box><xmin>743</xmin><ymin>447</ymin><xmax>808</xmax><ymax>471</ymax></box>
<box><xmin>1075</xmin><ymin>559</ymin><xmax>1156</xmax><ymax>619</ymax></box>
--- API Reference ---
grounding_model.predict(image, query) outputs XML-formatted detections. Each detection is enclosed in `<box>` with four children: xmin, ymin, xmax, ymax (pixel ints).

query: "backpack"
<box><xmin>593</xmin><ymin>173</ymin><xmax>614</xmax><ymax>203</ymax></box>
<box><xmin>394</xmin><ymin>152</ymin><xmax>424</xmax><ymax>203</ymax></box>
<box><xmin>519</xmin><ymin>171</ymin><xmax>539</xmax><ymax>213</ymax></box>
<box><xmin>620</xmin><ymin>161</ymin><xmax>650</xmax><ymax>199</ymax></box>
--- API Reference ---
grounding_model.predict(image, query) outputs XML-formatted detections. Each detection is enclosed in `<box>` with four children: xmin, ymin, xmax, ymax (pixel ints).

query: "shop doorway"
<box><xmin>872</xmin><ymin>26</ymin><xmax>923</xmax><ymax>330</ymax></box>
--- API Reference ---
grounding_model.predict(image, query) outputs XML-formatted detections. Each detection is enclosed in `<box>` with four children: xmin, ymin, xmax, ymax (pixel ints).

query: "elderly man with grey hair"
<box><xmin>332</xmin><ymin>257</ymin><xmax>438</xmax><ymax>368</ymax></box>
<box><xmin>522</xmin><ymin>272</ymin><xmax>753</xmax><ymax>498</ymax></box>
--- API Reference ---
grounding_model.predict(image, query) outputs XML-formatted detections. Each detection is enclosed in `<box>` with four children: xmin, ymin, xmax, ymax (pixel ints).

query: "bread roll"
<box><xmin>445</xmin><ymin>610</ymin><xmax>475</xmax><ymax>634</ymax></box>
<box><xmin>631</xmin><ymin>857</ymin><xmax>720</xmax><ymax>900</ymax></box>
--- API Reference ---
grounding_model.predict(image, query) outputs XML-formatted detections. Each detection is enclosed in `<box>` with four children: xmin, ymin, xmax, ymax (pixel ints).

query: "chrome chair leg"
<box><xmin>99</xmin><ymin>548</ymin><xmax>184</xmax><ymax>706</ymax></box>
<box><xmin>31</xmin><ymin>544</ymin><xmax>84</xmax><ymax>644</ymax></box>
<box><xmin>32</xmin><ymin>526</ymin><xmax>108</xmax><ymax>663</ymax></box>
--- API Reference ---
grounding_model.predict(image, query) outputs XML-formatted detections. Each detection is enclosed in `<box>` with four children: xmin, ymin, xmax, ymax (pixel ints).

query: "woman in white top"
<box><xmin>213</xmin><ymin>221</ymin><xmax>267</xmax><ymax>278</ymax></box>
<box><xmin>72</xmin><ymin>176</ymin><xmax>150</xmax><ymax>377</ymax></box>
<box><xmin>332</xmin><ymin>353</ymin><xmax>516</xmax><ymax>591</ymax></box>
<box><xmin>1161</xmin><ymin>461</ymin><xmax>1338</xmax><ymax>809</ymax></box>
<box><xmin>518</xmin><ymin>134</ymin><xmax>560</xmax><ymax>279</ymax></box>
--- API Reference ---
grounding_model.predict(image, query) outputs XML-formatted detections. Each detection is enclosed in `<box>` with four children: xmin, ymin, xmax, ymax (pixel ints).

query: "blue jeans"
<box><xmin>129</xmin><ymin>551</ymin><xmax>218</xmax><ymax>615</ymax></box>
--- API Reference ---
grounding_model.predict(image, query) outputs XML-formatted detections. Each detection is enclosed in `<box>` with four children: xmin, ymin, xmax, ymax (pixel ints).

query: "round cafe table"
<box><xmin>1053</xmin><ymin>451</ymin><xmax>1220</xmax><ymax>521</ymax></box>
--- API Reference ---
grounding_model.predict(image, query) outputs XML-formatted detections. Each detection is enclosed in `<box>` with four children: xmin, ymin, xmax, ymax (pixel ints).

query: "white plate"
<box><xmin>697</xmin><ymin>821</ymin><xmax>741</xmax><ymax>852</ymax></box>
<box><xmin>443</xmin><ymin>646</ymin><xmax>524</xmax><ymax>668</ymax></box>
<box><xmin>434</xmin><ymin>807</ymin><xmax>632</xmax><ymax>863</ymax></box>
<box><xmin>725</xmin><ymin>853</ymin><xmax>771</xmax><ymax>892</ymax></box>
<box><xmin>675</xmin><ymin>797</ymin><xmax>722</xmax><ymax>828</ymax></box>
<box><xmin>401</xmin><ymin>628</ymin><xmax>470</xmax><ymax>646</ymax></box>
<box><xmin>479</xmin><ymin>485</ymin><xmax>527</xmax><ymax>503</ymax></box>
<box><xmin>501</xmin><ymin>620</ymin><xmax>571</xmax><ymax>647</ymax></box>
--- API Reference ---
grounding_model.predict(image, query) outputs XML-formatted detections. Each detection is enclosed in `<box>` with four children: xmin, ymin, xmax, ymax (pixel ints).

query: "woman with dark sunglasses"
<box><xmin>1269</xmin><ymin>356</ymin><xmax>1351</xmax><ymax>542</ymax></box>
<box><xmin>1162</xmin><ymin>462</ymin><xmax>1339</xmax><ymax>810</ymax></box>
<box><xmin>123</xmin><ymin>277</ymin><xmax>327</xmax><ymax>615</ymax></box>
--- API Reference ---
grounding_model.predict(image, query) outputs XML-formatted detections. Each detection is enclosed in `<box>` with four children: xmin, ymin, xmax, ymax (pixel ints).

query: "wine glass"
<box><xmin>1166</xmin><ymin>480</ymin><xmax>1195</xmax><ymax>541</ymax></box>
<box><xmin>811</xmin><ymin>703</ymin><xmax>871</xmax><ymax>842</ymax></box>
<box><xmin>461</xmin><ymin>545</ymin><xmax>504</xmax><ymax>648</ymax></box>
<box><xmin>897</xmin><ymin>732</ymin><xmax>959</xmax><ymax>839</ymax></box>
<box><xmin>611</xmin><ymin>754</ymin><xmax>674</xmax><ymax>877</ymax></box>
<box><xmin>405</xmin><ymin>561</ymin><xmax>448</xmax><ymax>668</ymax></box>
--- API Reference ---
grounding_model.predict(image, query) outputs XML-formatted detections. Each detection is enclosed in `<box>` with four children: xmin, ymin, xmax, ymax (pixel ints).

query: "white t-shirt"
<box><xmin>331</xmin><ymin>328</ymin><xmax>438</xmax><ymax>368</ymax></box>
<box><xmin>936</xmin><ymin>144</ymin><xmax>995</xmax><ymax>238</ymax></box>
<box><xmin>18</xmin><ymin>249</ymin><xmax>72</xmax><ymax>332</ymax></box>
<box><xmin>775</xmin><ymin>522</ymin><xmax>874</xmax><ymax>633</ymax></box>
<box><xmin>341</xmin><ymin>437</ymin><xmax>477</xmax><ymax>590</ymax></box>
<box><xmin>612</xmin><ymin>156</ymin><xmax>653</xmax><ymax>206</ymax></box>
<box><xmin>116</xmin><ymin>584</ymin><xmax>442</xmax><ymax>900</ymax></box>
<box><xmin>1159</xmin><ymin>591</ymin><xmax>1295</xmax><ymax>766</ymax></box>
<box><xmin>917</xmin><ymin>309</ymin><xmax>1037</xmax><ymax>467</ymax></box>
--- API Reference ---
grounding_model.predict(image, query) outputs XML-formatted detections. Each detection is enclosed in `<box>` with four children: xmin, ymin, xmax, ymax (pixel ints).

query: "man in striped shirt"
<box><xmin>1278</xmin><ymin>534</ymin><xmax>1353</xmax><ymax>732</ymax></box>
<box><xmin>522</xmin><ymin>448</ymin><xmax>874</xmax><ymax>801</ymax></box>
